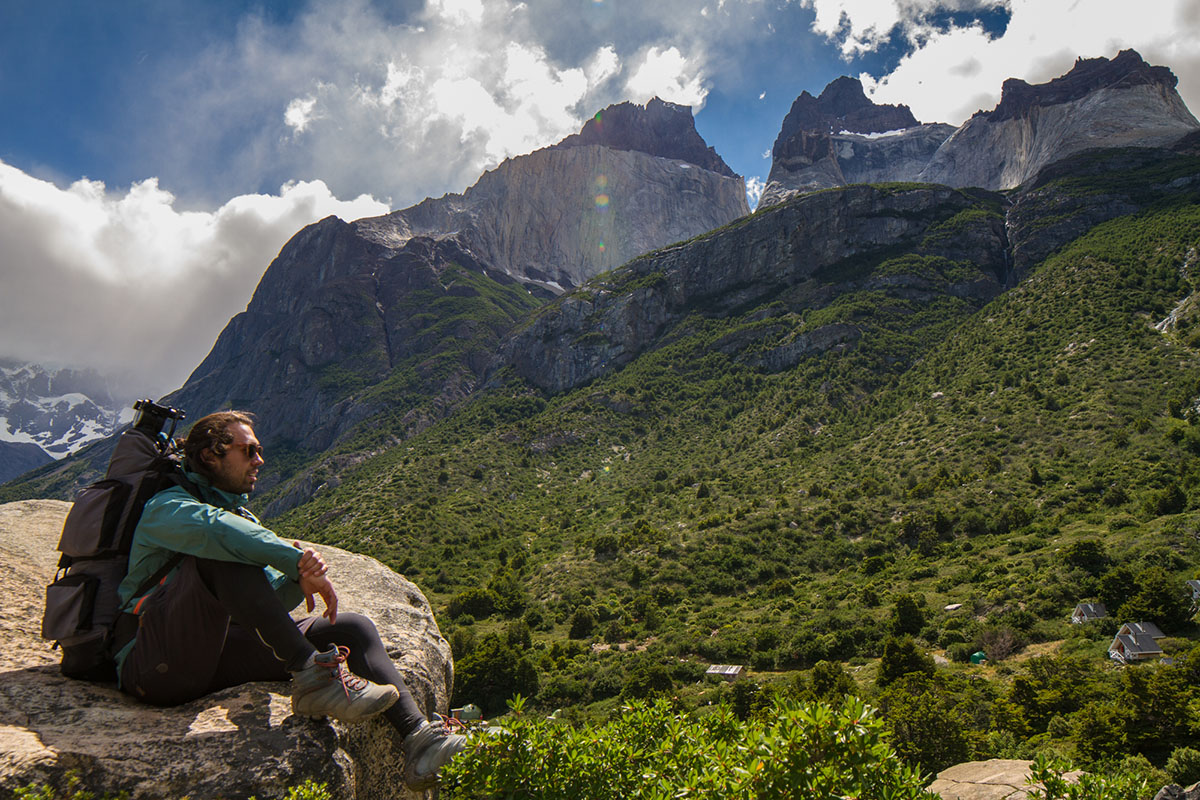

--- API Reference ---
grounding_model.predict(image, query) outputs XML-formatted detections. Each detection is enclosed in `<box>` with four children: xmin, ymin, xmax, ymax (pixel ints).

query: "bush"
<box><xmin>1027</xmin><ymin>753</ymin><xmax>1149</xmax><ymax>800</ymax></box>
<box><xmin>946</xmin><ymin>642</ymin><xmax>975</xmax><ymax>663</ymax></box>
<box><xmin>568</xmin><ymin>606</ymin><xmax>598</xmax><ymax>639</ymax></box>
<box><xmin>452</xmin><ymin>634</ymin><xmax>539</xmax><ymax>716</ymax></box>
<box><xmin>442</xmin><ymin>696</ymin><xmax>930</xmax><ymax>799</ymax></box>
<box><xmin>1166</xmin><ymin>746</ymin><xmax>1200</xmax><ymax>786</ymax></box>
<box><xmin>448</xmin><ymin>587</ymin><xmax>498</xmax><ymax>619</ymax></box>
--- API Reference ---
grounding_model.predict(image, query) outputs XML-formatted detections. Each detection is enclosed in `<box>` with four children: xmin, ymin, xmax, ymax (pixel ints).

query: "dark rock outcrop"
<box><xmin>166</xmin><ymin>225</ymin><xmax>524</xmax><ymax>465</ymax></box>
<box><xmin>0</xmin><ymin>499</ymin><xmax>450</xmax><ymax>800</ymax></box>
<box><xmin>501</xmin><ymin>183</ymin><xmax>1008</xmax><ymax>394</ymax></box>
<box><xmin>0</xmin><ymin>441</ymin><xmax>53</xmax><ymax>485</ymax></box>
<box><xmin>554</xmin><ymin>96</ymin><xmax>737</xmax><ymax>178</ymax></box>
<box><xmin>760</xmin><ymin>77</ymin><xmax>950</xmax><ymax>207</ymax></box>
<box><xmin>772</xmin><ymin>77</ymin><xmax>920</xmax><ymax>148</ymax></box>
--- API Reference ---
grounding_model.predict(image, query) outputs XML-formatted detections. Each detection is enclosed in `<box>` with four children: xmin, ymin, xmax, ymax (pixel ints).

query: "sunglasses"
<box><xmin>238</xmin><ymin>443</ymin><xmax>265</xmax><ymax>459</ymax></box>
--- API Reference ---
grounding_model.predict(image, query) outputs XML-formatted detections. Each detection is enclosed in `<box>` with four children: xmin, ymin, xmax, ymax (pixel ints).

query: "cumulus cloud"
<box><xmin>134</xmin><ymin>0</ymin><xmax>733</xmax><ymax>210</ymax></box>
<box><xmin>801</xmin><ymin>0</ymin><xmax>1200</xmax><ymax>125</ymax></box>
<box><xmin>0</xmin><ymin>159</ymin><xmax>387</xmax><ymax>396</ymax></box>
<box><xmin>625</xmin><ymin>45</ymin><xmax>710</xmax><ymax>108</ymax></box>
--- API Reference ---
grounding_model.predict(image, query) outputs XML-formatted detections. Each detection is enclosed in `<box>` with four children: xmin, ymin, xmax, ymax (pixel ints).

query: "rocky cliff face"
<box><xmin>93</xmin><ymin>100</ymin><xmax>744</xmax><ymax>497</ymax></box>
<box><xmin>760</xmin><ymin>51</ymin><xmax>1199</xmax><ymax>208</ymax></box>
<box><xmin>919</xmin><ymin>50</ymin><xmax>1199</xmax><ymax>190</ymax></box>
<box><xmin>500</xmin><ymin>183</ymin><xmax>1009</xmax><ymax>394</ymax></box>
<box><xmin>167</xmin><ymin>223</ymin><xmax>538</xmax><ymax>462</ymax></box>
<box><xmin>355</xmin><ymin>98</ymin><xmax>748</xmax><ymax>292</ymax></box>
<box><xmin>760</xmin><ymin>122</ymin><xmax>955</xmax><ymax>207</ymax></box>
<box><xmin>759</xmin><ymin>76</ymin><xmax>952</xmax><ymax>207</ymax></box>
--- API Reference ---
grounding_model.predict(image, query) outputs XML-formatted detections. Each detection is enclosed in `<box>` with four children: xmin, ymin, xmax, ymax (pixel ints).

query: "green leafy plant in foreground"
<box><xmin>1027</xmin><ymin>753</ymin><xmax>1149</xmax><ymax>800</ymax></box>
<box><xmin>442</xmin><ymin>695</ymin><xmax>933</xmax><ymax>799</ymax></box>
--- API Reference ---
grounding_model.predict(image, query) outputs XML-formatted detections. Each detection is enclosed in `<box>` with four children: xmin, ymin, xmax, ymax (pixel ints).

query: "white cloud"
<box><xmin>585</xmin><ymin>45</ymin><xmax>621</xmax><ymax>88</ymax></box>
<box><xmin>625</xmin><ymin>45</ymin><xmax>710</xmax><ymax>108</ymax></box>
<box><xmin>0</xmin><ymin>159</ymin><xmax>388</xmax><ymax>396</ymax></box>
<box><xmin>428</xmin><ymin>0</ymin><xmax>485</xmax><ymax>26</ymax></box>
<box><xmin>284</xmin><ymin>95</ymin><xmax>318</xmax><ymax>134</ymax></box>
<box><xmin>745</xmin><ymin>175</ymin><xmax>765</xmax><ymax>208</ymax></box>
<box><xmin>802</xmin><ymin>0</ymin><xmax>1200</xmax><ymax>126</ymax></box>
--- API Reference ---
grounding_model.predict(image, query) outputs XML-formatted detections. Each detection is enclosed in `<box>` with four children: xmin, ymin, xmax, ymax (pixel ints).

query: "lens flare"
<box><xmin>598</xmin><ymin>240</ymin><xmax>606</xmax><ymax>252</ymax></box>
<box><xmin>594</xmin><ymin>194</ymin><xmax>610</xmax><ymax>208</ymax></box>
<box><xmin>595</xmin><ymin>174</ymin><xmax>608</xmax><ymax>189</ymax></box>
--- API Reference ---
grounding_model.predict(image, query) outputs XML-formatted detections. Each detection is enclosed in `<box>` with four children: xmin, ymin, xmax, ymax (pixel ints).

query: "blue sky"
<box><xmin>2</xmin><ymin>0</ymin><xmax>1198</xmax><ymax>395</ymax></box>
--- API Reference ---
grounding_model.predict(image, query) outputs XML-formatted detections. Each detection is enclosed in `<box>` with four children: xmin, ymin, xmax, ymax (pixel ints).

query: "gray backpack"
<box><xmin>41</xmin><ymin>401</ymin><xmax>193</xmax><ymax>681</ymax></box>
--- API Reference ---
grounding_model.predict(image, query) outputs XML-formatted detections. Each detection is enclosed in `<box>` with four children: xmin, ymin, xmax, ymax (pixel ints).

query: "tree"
<box><xmin>447</xmin><ymin>587</ymin><xmax>497</xmax><ymax>619</ymax></box>
<box><xmin>806</xmin><ymin>660</ymin><xmax>857</xmax><ymax>704</ymax></box>
<box><xmin>877</xmin><ymin>635</ymin><xmax>935</xmax><ymax>688</ymax></box>
<box><xmin>878</xmin><ymin>673</ymin><xmax>970</xmax><ymax>774</ymax></box>
<box><xmin>1072</xmin><ymin>701</ymin><xmax>1131</xmax><ymax>764</ymax></box>
<box><xmin>1118</xmin><ymin>566</ymin><xmax>1191</xmax><ymax>632</ymax></box>
<box><xmin>1058</xmin><ymin>539</ymin><xmax>1108</xmax><ymax>576</ymax></box>
<box><xmin>568</xmin><ymin>606</ymin><xmax>597</xmax><ymax>639</ymax></box>
<box><xmin>452</xmin><ymin>634</ymin><xmax>539</xmax><ymax>716</ymax></box>
<box><xmin>890</xmin><ymin>594</ymin><xmax>926</xmax><ymax>636</ymax></box>
<box><xmin>1098</xmin><ymin>564</ymin><xmax>1138</xmax><ymax>615</ymax></box>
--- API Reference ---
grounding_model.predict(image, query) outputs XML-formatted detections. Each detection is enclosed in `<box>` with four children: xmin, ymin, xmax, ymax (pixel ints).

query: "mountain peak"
<box><xmin>982</xmin><ymin>49</ymin><xmax>1180</xmax><ymax>122</ymax></box>
<box><xmin>772</xmin><ymin>76</ymin><xmax>920</xmax><ymax>158</ymax></box>
<box><xmin>552</xmin><ymin>97</ymin><xmax>738</xmax><ymax>178</ymax></box>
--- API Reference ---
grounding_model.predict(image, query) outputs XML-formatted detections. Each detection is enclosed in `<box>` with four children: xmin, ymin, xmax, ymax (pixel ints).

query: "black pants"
<box><xmin>121</xmin><ymin>556</ymin><xmax>427</xmax><ymax>737</ymax></box>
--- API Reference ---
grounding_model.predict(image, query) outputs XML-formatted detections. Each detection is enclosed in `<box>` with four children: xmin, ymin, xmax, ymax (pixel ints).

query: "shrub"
<box><xmin>448</xmin><ymin>587</ymin><xmax>498</xmax><ymax>619</ymax></box>
<box><xmin>568</xmin><ymin>606</ymin><xmax>598</xmax><ymax>639</ymax></box>
<box><xmin>442</xmin><ymin>695</ymin><xmax>930</xmax><ymax>799</ymax></box>
<box><xmin>1166</xmin><ymin>746</ymin><xmax>1200</xmax><ymax>787</ymax></box>
<box><xmin>1026</xmin><ymin>753</ymin><xmax>1149</xmax><ymax>800</ymax></box>
<box><xmin>452</xmin><ymin>635</ymin><xmax>539</xmax><ymax>716</ymax></box>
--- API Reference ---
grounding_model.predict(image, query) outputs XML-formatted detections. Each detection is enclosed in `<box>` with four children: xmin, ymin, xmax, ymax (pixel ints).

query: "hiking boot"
<box><xmin>402</xmin><ymin>715</ymin><xmax>468</xmax><ymax>789</ymax></box>
<box><xmin>291</xmin><ymin>645</ymin><xmax>399</xmax><ymax>723</ymax></box>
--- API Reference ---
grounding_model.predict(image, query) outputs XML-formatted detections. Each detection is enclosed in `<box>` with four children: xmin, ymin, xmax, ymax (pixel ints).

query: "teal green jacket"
<box><xmin>114</xmin><ymin>470</ymin><xmax>306</xmax><ymax>681</ymax></box>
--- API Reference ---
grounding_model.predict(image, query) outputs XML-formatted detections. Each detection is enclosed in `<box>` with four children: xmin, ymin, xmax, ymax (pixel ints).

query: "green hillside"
<box><xmin>256</xmin><ymin>151</ymin><xmax>1200</xmax><ymax>776</ymax></box>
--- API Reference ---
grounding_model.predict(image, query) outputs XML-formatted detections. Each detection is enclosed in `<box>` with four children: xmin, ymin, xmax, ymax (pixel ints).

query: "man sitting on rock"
<box><xmin>115</xmin><ymin>410</ymin><xmax>464</xmax><ymax>790</ymax></box>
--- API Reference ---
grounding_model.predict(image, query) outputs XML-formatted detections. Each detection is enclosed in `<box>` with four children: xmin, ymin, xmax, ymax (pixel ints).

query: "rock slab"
<box><xmin>928</xmin><ymin>759</ymin><xmax>1082</xmax><ymax>800</ymax></box>
<box><xmin>0</xmin><ymin>499</ymin><xmax>452</xmax><ymax>800</ymax></box>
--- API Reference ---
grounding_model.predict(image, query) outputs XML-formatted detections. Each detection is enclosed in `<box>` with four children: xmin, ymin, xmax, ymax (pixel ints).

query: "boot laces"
<box><xmin>321</xmin><ymin>645</ymin><xmax>368</xmax><ymax>697</ymax></box>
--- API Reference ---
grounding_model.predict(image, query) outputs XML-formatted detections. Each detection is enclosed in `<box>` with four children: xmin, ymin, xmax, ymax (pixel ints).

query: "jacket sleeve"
<box><xmin>136</xmin><ymin>490</ymin><xmax>303</xmax><ymax>580</ymax></box>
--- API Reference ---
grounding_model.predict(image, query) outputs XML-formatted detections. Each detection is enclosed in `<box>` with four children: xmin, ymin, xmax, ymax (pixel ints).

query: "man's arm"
<box><xmin>136</xmin><ymin>488</ymin><xmax>304</xmax><ymax>579</ymax></box>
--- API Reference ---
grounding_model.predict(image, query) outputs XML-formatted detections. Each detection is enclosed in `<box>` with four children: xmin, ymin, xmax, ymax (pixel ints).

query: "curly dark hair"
<box><xmin>183</xmin><ymin>410</ymin><xmax>256</xmax><ymax>479</ymax></box>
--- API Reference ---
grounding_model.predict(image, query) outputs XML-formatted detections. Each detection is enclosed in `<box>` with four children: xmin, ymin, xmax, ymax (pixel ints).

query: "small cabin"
<box><xmin>1070</xmin><ymin>602</ymin><xmax>1108</xmax><ymax>624</ymax></box>
<box><xmin>1108</xmin><ymin>621</ymin><xmax>1166</xmax><ymax>663</ymax></box>
<box><xmin>705</xmin><ymin>664</ymin><xmax>744</xmax><ymax>682</ymax></box>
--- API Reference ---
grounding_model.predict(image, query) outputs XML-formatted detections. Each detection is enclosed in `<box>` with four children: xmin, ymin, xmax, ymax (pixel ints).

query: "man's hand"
<box><xmin>299</xmin><ymin>572</ymin><xmax>339</xmax><ymax>623</ymax></box>
<box><xmin>295</xmin><ymin>543</ymin><xmax>328</xmax><ymax>579</ymax></box>
<box><xmin>295</xmin><ymin>543</ymin><xmax>336</xmax><ymax>622</ymax></box>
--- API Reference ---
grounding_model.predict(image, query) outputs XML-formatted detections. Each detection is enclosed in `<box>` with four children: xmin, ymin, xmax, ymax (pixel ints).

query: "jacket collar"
<box><xmin>183</xmin><ymin>469</ymin><xmax>251</xmax><ymax>509</ymax></box>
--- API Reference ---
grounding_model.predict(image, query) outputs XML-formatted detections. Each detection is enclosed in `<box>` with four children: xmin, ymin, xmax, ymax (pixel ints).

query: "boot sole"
<box><xmin>294</xmin><ymin>687</ymin><xmax>400</xmax><ymax>723</ymax></box>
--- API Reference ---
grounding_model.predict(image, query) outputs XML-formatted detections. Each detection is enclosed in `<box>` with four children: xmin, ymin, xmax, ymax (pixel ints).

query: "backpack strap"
<box><xmin>109</xmin><ymin>472</ymin><xmax>207</xmax><ymax>658</ymax></box>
